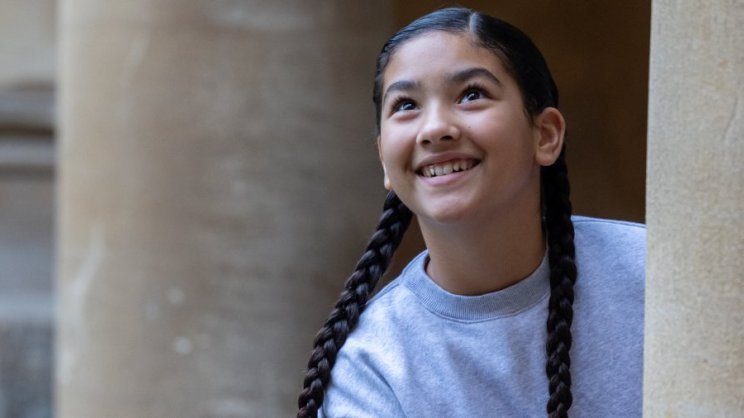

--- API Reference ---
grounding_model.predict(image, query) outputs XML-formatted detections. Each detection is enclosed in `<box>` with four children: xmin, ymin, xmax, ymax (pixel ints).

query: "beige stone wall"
<box><xmin>645</xmin><ymin>0</ymin><xmax>744</xmax><ymax>416</ymax></box>
<box><xmin>56</xmin><ymin>1</ymin><xmax>393</xmax><ymax>416</ymax></box>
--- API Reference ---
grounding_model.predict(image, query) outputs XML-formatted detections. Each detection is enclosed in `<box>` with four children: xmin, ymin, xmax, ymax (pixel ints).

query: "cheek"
<box><xmin>380</xmin><ymin>142</ymin><xmax>405</xmax><ymax>176</ymax></box>
<box><xmin>379</xmin><ymin>130</ymin><xmax>413</xmax><ymax>171</ymax></box>
<box><xmin>470</xmin><ymin>113</ymin><xmax>534</xmax><ymax>150</ymax></box>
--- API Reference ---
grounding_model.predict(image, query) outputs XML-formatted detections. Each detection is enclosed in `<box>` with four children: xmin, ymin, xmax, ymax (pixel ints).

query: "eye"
<box><xmin>459</xmin><ymin>84</ymin><xmax>489</xmax><ymax>104</ymax></box>
<box><xmin>461</xmin><ymin>90</ymin><xmax>483</xmax><ymax>102</ymax></box>
<box><xmin>391</xmin><ymin>97</ymin><xmax>417</xmax><ymax>113</ymax></box>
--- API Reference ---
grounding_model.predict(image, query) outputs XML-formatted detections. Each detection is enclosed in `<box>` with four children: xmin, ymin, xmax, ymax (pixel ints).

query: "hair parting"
<box><xmin>297</xmin><ymin>192</ymin><xmax>413</xmax><ymax>418</ymax></box>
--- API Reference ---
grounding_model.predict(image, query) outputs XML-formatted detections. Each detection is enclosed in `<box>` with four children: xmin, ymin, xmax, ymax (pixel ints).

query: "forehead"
<box><xmin>382</xmin><ymin>31</ymin><xmax>511</xmax><ymax>90</ymax></box>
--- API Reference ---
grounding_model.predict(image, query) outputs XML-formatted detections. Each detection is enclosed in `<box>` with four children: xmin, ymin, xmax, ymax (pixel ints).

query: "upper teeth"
<box><xmin>422</xmin><ymin>159</ymin><xmax>475</xmax><ymax>177</ymax></box>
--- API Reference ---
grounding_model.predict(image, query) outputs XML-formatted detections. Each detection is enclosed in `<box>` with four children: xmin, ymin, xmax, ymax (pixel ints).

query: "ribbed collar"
<box><xmin>401</xmin><ymin>250</ymin><xmax>550</xmax><ymax>321</ymax></box>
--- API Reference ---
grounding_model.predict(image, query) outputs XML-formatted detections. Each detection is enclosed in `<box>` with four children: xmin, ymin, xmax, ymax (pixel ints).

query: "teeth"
<box><xmin>422</xmin><ymin>159</ymin><xmax>475</xmax><ymax>177</ymax></box>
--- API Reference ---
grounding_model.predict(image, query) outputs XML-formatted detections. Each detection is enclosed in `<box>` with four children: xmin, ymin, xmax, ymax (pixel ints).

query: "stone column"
<box><xmin>57</xmin><ymin>1</ymin><xmax>393</xmax><ymax>416</ymax></box>
<box><xmin>645</xmin><ymin>0</ymin><xmax>743</xmax><ymax>416</ymax></box>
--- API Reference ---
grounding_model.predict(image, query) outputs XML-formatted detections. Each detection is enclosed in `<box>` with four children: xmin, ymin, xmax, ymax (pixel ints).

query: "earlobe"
<box><xmin>381</xmin><ymin>159</ymin><xmax>392</xmax><ymax>190</ymax></box>
<box><xmin>383</xmin><ymin>168</ymin><xmax>392</xmax><ymax>190</ymax></box>
<box><xmin>377</xmin><ymin>136</ymin><xmax>393</xmax><ymax>190</ymax></box>
<box><xmin>534</xmin><ymin>107</ymin><xmax>566</xmax><ymax>166</ymax></box>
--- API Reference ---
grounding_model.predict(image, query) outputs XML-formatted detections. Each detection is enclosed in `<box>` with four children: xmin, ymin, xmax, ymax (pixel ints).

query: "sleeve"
<box><xmin>318</xmin><ymin>345</ymin><xmax>406</xmax><ymax>418</ymax></box>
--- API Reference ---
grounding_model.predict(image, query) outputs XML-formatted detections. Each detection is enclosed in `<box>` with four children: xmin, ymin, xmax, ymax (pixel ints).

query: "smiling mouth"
<box><xmin>417</xmin><ymin>159</ymin><xmax>480</xmax><ymax>178</ymax></box>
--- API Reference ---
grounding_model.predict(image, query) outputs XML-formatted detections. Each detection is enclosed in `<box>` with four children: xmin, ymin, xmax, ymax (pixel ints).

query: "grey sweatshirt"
<box><xmin>320</xmin><ymin>216</ymin><xmax>645</xmax><ymax>418</ymax></box>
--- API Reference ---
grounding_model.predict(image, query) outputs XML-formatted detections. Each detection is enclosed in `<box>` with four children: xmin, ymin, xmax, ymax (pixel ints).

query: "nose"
<box><xmin>416</xmin><ymin>104</ymin><xmax>460</xmax><ymax>145</ymax></box>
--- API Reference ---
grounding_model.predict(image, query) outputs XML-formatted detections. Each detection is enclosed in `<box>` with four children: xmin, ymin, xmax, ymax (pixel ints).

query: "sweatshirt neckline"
<box><xmin>401</xmin><ymin>250</ymin><xmax>550</xmax><ymax>321</ymax></box>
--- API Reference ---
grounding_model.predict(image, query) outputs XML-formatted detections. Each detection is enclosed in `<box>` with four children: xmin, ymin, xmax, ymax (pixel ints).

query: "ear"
<box><xmin>533</xmin><ymin>107</ymin><xmax>565</xmax><ymax>166</ymax></box>
<box><xmin>377</xmin><ymin>136</ymin><xmax>392</xmax><ymax>190</ymax></box>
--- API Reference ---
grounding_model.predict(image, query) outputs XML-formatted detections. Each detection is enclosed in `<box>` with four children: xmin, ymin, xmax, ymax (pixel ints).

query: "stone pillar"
<box><xmin>57</xmin><ymin>1</ymin><xmax>392</xmax><ymax>417</ymax></box>
<box><xmin>645</xmin><ymin>0</ymin><xmax>743</xmax><ymax>416</ymax></box>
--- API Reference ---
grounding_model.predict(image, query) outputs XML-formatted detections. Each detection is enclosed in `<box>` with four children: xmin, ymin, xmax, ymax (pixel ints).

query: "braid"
<box><xmin>542</xmin><ymin>149</ymin><xmax>577</xmax><ymax>418</ymax></box>
<box><xmin>297</xmin><ymin>191</ymin><xmax>413</xmax><ymax>418</ymax></box>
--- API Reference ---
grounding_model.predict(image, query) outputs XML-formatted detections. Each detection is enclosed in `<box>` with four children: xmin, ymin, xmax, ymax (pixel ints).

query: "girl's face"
<box><xmin>378</xmin><ymin>31</ymin><xmax>556</xmax><ymax>227</ymax></box>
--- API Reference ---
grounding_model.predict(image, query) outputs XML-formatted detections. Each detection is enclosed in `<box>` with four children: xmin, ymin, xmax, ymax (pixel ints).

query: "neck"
<box><xmin>420</xmin><ymin>206</ymin><xmax>545</xmax><ymax>296</ymax></box>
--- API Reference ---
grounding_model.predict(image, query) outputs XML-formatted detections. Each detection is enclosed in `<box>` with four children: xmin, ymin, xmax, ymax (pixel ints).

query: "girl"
<box><xmin>298</xmin><ymin>7</ymin><xmax>645</xmax><ymax>418</ymax></box>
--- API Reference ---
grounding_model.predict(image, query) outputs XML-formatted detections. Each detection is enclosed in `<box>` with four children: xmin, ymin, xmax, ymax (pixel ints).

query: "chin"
<box><xmin>417</xmin><ymin>204</ymin><xmax>474</xmax><ymax>226</ymax></box>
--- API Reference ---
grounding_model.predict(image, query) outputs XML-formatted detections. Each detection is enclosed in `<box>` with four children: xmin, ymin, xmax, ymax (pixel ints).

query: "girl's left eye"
<box><xmin>459</xmin><ymin>87</ymin><xmax>487</xmax><ymax>103</ymax></box>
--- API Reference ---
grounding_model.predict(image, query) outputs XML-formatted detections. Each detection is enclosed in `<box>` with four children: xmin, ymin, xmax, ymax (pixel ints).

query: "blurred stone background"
<box><xmin>0</xmin><ymin>0</ymin><xmax>55</xmax><ymax>417</ymax></box>
<box><xmin>1</xmin><ymin>0</ymin><xmax>654</xmax><ymax>417</ymax></box>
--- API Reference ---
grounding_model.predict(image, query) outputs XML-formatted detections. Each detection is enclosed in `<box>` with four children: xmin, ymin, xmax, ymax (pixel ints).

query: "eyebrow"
<box><xmin>382</xmin><ymin>67</ymin><xmax>503</xmax><ymax>105</ymax></box>
<box><xmin>447</xmin><ymin>67</ymin><xmax>503</xmax><ymax>87</ymax></box>
<box><xmin>382</xmin><ymin>80</ymin><xmax>420</xmax><ymax>106</ymax></box>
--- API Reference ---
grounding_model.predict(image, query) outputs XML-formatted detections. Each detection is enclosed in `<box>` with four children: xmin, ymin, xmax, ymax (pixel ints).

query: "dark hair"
<box><xmin>298</xmin><ymin>7</ymin><xmax>576</xmax><ymax>418</ymax></box>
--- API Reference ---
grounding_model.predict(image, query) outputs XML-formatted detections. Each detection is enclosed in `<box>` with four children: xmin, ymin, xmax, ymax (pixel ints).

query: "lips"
<box><xmin>416</xmin><ymin>158</ymin><xmax>480</xmax><ymax>178</ymax></box>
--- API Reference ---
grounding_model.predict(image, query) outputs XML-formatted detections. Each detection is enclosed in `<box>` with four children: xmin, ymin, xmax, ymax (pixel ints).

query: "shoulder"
<box><xmin>569</xmin><ymin>217</ymin><xmax>645</xmax><ymax>413</ymax></box>
<box><xmin>571</xmin><ymin>215</ymin><xmax>646</xmax><ymax>295</ymax></box>
<box><xmin>571</xmin><ymin>215</ymin><xmax>646</xmax><ymax>287</ymax></box>
<box><xmin>572</xmin><ymin>215</ymin><xmax>646</xmax><ymax>240</ymax></box>
<box><xmin>357</xmin><ymin>251</ymin><xmax>430</xmax><ymax>327</ymax></box>
<box><xmin>336</xmin><ymin>252</ymin><xmax>431</xmax><ymax>358</ymax></box>
<box><xmin>572</xmin><ymin>215</ymin><xmax>646</xmax><ymax>263</ymax></box>
<box><xmin>320</xmin><ymin>254</ymin><xmax>427</xmax><ymax>417</ymax></box>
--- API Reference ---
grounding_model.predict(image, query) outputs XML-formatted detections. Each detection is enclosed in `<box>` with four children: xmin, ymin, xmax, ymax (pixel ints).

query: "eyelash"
<box><xmin>459</xmin><ymin>82</ymin><xmax>490</xmax><ymax>103</ymax></box>
<box><xmin>389</xmin><ymin>82</ymin><xmax>491</xmax><ymax>115</ymax></box>
<box><xmin>390</xmin><ymin>97</ymin><xmax>416</xmax><ymax>114</ymax></box>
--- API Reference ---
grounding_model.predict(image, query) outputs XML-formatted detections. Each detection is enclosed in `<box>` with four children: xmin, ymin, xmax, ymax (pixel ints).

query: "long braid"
<box><xmin>543</xmin><ymin>149</ymin><xmax>577</xmax><ymax>418</ymax></box>
<box><xmin>297</xmin><ymin>191</ymin><xmax>413</xmax><ymax>418</ymax></box>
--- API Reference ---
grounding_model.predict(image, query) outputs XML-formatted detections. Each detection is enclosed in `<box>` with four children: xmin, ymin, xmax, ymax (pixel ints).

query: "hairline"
<box><xmin>376</xmin><ymin>28</ymin><xmax>536</xmax><ymax>127</ymax></box>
